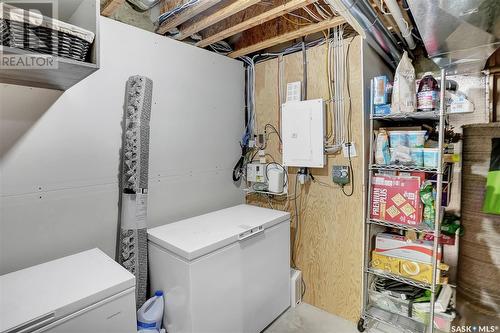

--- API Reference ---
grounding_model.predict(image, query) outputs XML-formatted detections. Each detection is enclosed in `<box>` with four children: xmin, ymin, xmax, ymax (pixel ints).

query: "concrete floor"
<box><xmin>267</xmin><ymin>300</ymin><xmax>500</xmax><ymax>333</ymax></box>
<box><xmin>264</xmin><ymin>303</ymin><xmax>359</xmax><ymax>333</ymax></box>
<box><xmin>455</xmin><ymin>293</ymin><xmax>500</xmax><ymax>326</ymax></box>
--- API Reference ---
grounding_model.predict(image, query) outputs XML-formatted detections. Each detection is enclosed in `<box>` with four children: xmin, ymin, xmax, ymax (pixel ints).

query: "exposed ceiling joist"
<box><xmin>228</xmin><ymin>16</ymin><xmax>346</xmax><ymax>58</ymax></box>
<box><xmin>196</xmin><ymin>0</ymin><xmax>316</xmax><ymax>48</ymax></box>
<box><xmin>101</xmin><ymin>0</ymin><xmax>125</xmax><ymax>16</ymax></box>
<box><xmin>161</xmin><ymin>0</ymin><xmax>186</xmax><ymax>13</ymax></box>
<box><xmin>157</xmin><ymin>0</ymin><xmax>224</xmax><ymax>35</ymax></box>
<box><xmin>175</xmin><ymin>0</ymin><xmax>261</xmax><ymax>40</ymax></box>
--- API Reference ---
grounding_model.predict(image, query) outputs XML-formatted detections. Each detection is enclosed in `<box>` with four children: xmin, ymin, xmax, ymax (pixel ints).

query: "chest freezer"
<box><xmin>147</xmin><ymin>204</ymin><xmax>291</xmax><ymax>333</ymax></box>
<box><xmin>0</xmin><ymin>249</ymin><xmax>136</xmax><ymax>333</ymax></box>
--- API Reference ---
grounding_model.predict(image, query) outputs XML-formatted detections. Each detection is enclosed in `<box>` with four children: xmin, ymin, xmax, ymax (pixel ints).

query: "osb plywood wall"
<box><xmin>247</xmin><ymin>35</ymin><xmax>364</xmax><ymax>322</ymax></box>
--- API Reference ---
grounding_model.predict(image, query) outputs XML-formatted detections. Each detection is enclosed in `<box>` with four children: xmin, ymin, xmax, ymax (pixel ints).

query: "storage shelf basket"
<box><xmin>0</xmin><ymin>3</ymin><xmax>95</xmax><ymax>62</ymax></box>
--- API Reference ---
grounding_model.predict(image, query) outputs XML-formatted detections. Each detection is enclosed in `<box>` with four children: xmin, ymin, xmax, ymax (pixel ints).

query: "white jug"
<box><xmin>137</xmin><ymin>291</ymin><xmax>164</xmax><ymax>331</ymax></box>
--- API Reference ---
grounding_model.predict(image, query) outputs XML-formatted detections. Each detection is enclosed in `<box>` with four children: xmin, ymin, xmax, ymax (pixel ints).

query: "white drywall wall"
<box><xmin>0</xmin><ymin>17</ymin><xmax>245</xmax><ymax>275</ymax></box>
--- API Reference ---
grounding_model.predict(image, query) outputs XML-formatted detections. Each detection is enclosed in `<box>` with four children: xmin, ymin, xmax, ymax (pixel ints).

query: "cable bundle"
<box><xmin>158</xmin><ymin>0</ymin><xmax>200</xmax><ymax>26</ymax></box>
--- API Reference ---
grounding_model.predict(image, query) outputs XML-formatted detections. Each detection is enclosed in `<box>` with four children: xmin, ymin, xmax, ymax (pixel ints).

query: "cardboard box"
<box><xmin>370</xmin><ymin>175</ymin><xmax>423</xmax><ymax>226</ymax></box>
<box><xmin>375</xmin><ymin>104</ymin><xmax>391</xmax><ymax>116</ymax></box>
<box><xmin>375</xmin><ymin>233</ymin><xmax>442</xmax><ymax>263</ymax></box>
<box><xmin>422</xmin><ymin>233</ymin><xmax>456</xmax><ymax>246</ymax></box>
<box><xmin>371</xmin><ymin>252</ymin><xmax>448</xmax><ymax>284</ymax></box>
<box><xmin>374</xmin><ymin>76</ymin><xmax>389</xmax><ymax>105</ymax></box>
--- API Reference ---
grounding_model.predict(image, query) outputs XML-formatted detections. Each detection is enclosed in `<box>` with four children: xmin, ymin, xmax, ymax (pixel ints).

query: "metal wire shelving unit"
<box><xmin>359</xmin><ymin>69</ymin><xmax>451</xmax><ymax>333</ymax></box>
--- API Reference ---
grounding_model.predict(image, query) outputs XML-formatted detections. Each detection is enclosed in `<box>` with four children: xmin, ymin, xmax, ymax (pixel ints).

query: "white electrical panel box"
<box><xmin>281</xmin><ymin>99</ymin><xmax>325</xmax><ymax>168</ymax></box>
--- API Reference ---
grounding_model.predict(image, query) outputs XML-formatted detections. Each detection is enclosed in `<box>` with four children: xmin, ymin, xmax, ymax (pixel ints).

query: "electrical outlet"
<box><xmin>332</xmin><ymin>165</ymin><xmax>350</xmax><ymax>186</ymax></box>
<box><xmin>343</xmin><ymin>142</ymin><xmax>357</xmax><ymax>158</ymax></box>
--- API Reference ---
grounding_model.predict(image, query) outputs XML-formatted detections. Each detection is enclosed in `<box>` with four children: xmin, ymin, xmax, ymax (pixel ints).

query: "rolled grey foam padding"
<box><xmin>119</xmin><ymin>75</ymin><xmax>153</xmax><ymax>309</ymax></box>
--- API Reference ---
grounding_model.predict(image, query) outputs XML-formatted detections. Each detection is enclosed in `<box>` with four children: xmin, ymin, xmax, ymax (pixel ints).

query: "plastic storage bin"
<box><xmin>410</xmin><ymin>148</ymin><xmax>424</xmax><ymax>167</ymax></box>
<box><xmin>0</xmin><ymin>3</ymin><xmax>95</xmax><ymax>62</ymax></box>
<box><xmin>407</xmin><ymin>131</ymin><xmax>427</xmax><ymax>148</ymax></box>
<box><xmin>412</xmin><ymin>304</ymin><xmax>455</xmax><ymax>332</ymax></box>
<box><xmin>423</xmin><ymin>148</ymin><xmax>440</xmax><ymax>168</ymax></box>
<box><xmin>369</xmin><ymin>290</ymin><xmax>412</xmax><ymax>318</ymax></box>
<box><xmin>389</xmin><ymin>131</ymin><xmax>408</xmax><ymax>148</ymax></box>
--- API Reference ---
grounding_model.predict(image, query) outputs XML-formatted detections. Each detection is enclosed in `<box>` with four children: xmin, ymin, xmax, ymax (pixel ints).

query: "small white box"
<box><xmin>267</xmin><ymin>165</ymin><xmax>285</xmax><ymax>193</ymax></box>
<box><xmin>374</xmin><ymin>233</ymin><xmax>442</xmax><ymax>264</ymax></box>
<box><xmin>281</xmin><ymin>99</ymin><xmax>325</xmax><ymax>168</ymax></box>
<box><xmin>247</xmin><ymin>162</ymin><xmax>266</xmax><ymax>183</ymax></box>
<box><xmin>290</xmin><ymin>268</ymin><xmax>302</xmax><ymax>308</ymax></box>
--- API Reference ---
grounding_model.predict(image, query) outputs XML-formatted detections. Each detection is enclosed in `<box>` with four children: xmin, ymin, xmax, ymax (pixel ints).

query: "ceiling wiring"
<box><xmin>313</xmin><ymin>2</ymin><xmax>332</xmax><ymax>20</ymax></box>
<box><xmin>283</xmin><ymin>14</ymin><xmax>312</xmax><ymax>26</ymax></box>
<box><xmin>303</xmin><ymin>6</ymin><xmax>322</xmax><ymax>22</ymax></box>
<box><xmin>158</xmin><ymin>0</ymin><xmax>200</xmax><ymax>26</ymax></box>
<box><xmin>286</xmin><ymin>12</ymin><xmax>314</xmax><ymax>23</ymax></box>
<box><xmin>209</xmin><ymin>41</ymin><xmax>233</xmax><ymax>55</ymax></box>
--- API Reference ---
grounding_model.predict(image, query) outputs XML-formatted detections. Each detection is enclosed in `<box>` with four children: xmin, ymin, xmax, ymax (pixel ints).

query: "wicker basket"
<box><xmin>0</xmin><ymin>3</ymin><xmax>94</xmax><ymax>62</ymax></box>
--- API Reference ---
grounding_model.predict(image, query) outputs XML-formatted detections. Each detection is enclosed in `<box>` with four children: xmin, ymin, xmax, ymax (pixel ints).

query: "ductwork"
<box><xmin>328</xmin><ymin>0</ymin><xmax>402</xmax><ymax>68</ymax></box>
<box><xmin>384</xmin><ymin>0</ymin><xmax>416</xmax><ymax>50</ymax></box>
<box><xmin>127</xmin><ymin>0</ymin><xmax>161</xmax><ymax>11</ymax></box>
<box><xmin>407</xmin><ymin>0</ymin><xmax>500</xmax><ymax>74</ymax></box>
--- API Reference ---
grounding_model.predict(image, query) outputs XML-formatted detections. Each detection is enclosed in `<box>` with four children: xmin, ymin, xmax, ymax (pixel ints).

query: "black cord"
<box><xmin>248</xmin><ymin>148</ymin><xmax>259</xmax><ymax>163</ymax></box>
<box><xmin>341</xmin><ymin>143</ymin><xmax>355</xmax><ymax>197</ymax></box>
<box><xmin>232</xmin><ymin>144</ymin><xmax>248</xmax><ymax>182</ymax></box>
<box><xmin>264</xmin><ymin>154</ymin><xmax>276</xmax><ymax>163</ymax></box>
<box><xmin>341</xmin><ymin>40</ymin><xmax>355</xmax><ymax>197</ymax></box>
<box><xmin>291</xmin><ymin>172</ymin><xmax>300</xmax><ymax>269</ymax></box>
<box><xmin>264</xmin><ymin>123</ymin><xmax>282</xmax><ymax>143</ymax></box>
<box><xmin>301</xmin><ymin>277</ymin><xmax>307</xmax><ymax>299</ymax></box>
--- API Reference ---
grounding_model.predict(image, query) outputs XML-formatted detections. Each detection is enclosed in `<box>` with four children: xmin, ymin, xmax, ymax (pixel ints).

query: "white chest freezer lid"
<box><xmin>147</xmin><ymin>204</ymin><xmax>290</xmax><ymax>260</ymax></box>
<box><xmin>0</xmin><ymin>248</ymin><xmax>135</xmax><ymax>333</ymax></box>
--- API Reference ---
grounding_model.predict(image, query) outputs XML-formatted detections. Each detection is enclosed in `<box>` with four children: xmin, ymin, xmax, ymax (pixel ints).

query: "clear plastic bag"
<box><xmin>390</xmin><ymin>146</ymin><xmax>412</xmax><ymax>165</ymax></box>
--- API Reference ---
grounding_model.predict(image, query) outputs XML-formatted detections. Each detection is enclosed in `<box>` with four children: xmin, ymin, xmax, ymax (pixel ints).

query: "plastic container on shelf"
<box><xmin>410</xmin><ymin>148</ymin><xmax>424</xmax><ymax>167</ymax></box>
<box><xmin>373</xmin><ymin>76</ymin><xmax>390</xmax><ymax>105</ymax></box>
<box><xmin>369</xmin><ymin>290</ymin><xmax>412</xmax><ymax>318</ymax></box>
<box><xmin>423</xmin><ymin>148</ymin><xmax>440</xmax><ymax>168</ymax></box>
<box><xmin>137</xmin><ymin>291</ymin><xmax>164</xmax><ymax>331</ymax></box>
<box><xmin>388</xmin><ymin>131</ymin><xmax>408</xmax><ymax>148</ymax></box>
<box><xmin>375</xmin><ymin>130</ymin><xmax>391</xmax><ymax>165</ymax></box>
<box><xmin>417</xmin><ymin>73</ymin><xmax>439</xmax><ymax>111</ymax></box>
<box><xmin>407</xmin><ymin>131</ymin><xmax>427</xmax><ymax>148</ymax></box>
<box><xmin>374</xmin><ymin>104</ymin><xmax>391</xmax><ymax>116</ymax></box>
<box><xmin>412</xmin><ymin>303</ymin><xmax>456</xmax><ymax>332</ymax></box>
<box><xmin>390</xmin><ymin>147</ymin><xmax>413</xmax><ymax>165</ymax></box>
